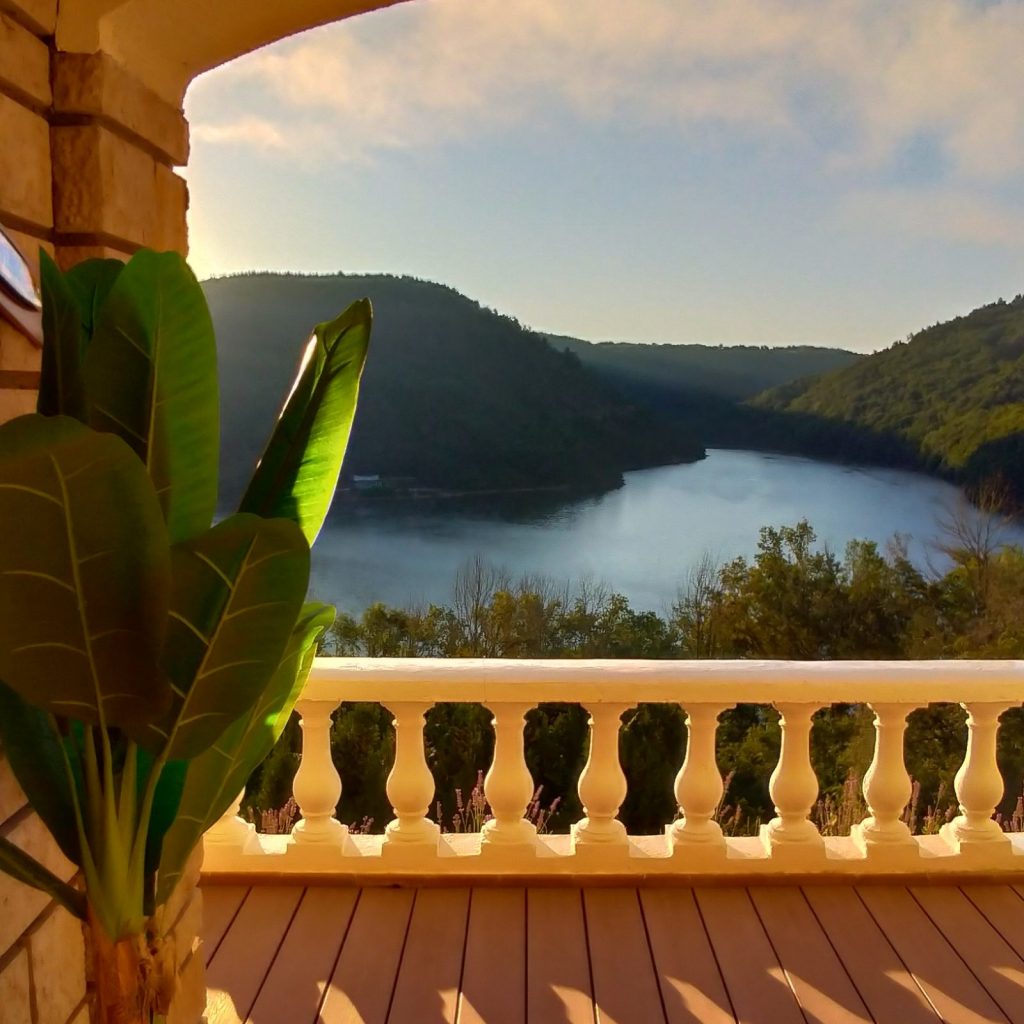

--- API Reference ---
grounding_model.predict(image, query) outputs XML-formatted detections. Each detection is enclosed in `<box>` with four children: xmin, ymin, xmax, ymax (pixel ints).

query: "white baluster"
<box><xmin>670</xmin><ymin>704</ymin><xmax>728</xmax><ymax>848</ymax></box>
<box><xmin>762</xmin><ymin>703</ymin><xmax>823</xmax><ymax>849</ymax></box>
<box><xmin>204</xmin><ymin>789</ymin><xmax>258</xmax><ymax>851</ymax></box>
<box><xmin>941</xmin><ymin>702</ymin><xmax>1012</xmax><ymax>851</ymax></box>
<box><xmin>573</xmin><ymin>703</ymin><xmax>631</xmax><ymax>846</ymax></box>
<box><xmin>291</xmin><ymin>697</ymin><xmax>347</xmax><ymax>845</ymax></box>
<box><xmin>852</xmin><ymin>703</ymin><xmax>916</xmax><ymax>851</ymax></box>
<box><xmin>481</xmin><ymin>702</ymin><xmax>537</xmax><ymax>846</ymax></box>
<box><xmin>383</xmin><ymin>702</ymin><xmax>439</xmax><ymax>845</ymax></box>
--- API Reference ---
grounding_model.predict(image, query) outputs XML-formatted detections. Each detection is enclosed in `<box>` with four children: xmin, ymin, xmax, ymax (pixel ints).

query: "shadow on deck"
<box><xmin>201</xmin><ymin>881</ymin><xmax>1024</xmax><ymax>1023</ymax></box>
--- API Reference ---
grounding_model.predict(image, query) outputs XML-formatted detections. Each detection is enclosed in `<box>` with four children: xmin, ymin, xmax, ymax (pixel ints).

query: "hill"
<box><xmin>552</xmin><ymin>335</ymin><xmax>862</xmax><ymax>403</ymax></box>
<box><xmin>205</xmin><ymin>273</ymin><xmax>705</xmax><ymax>507</ymax></box>
<box><xmin>550</xmin><ymin>334</ymin><xmax>867</xmax><ymax>457</ymax></box>
<box><xmin>755</xmin><ymin>295</ymin><xmax>1024</xmax><ymax>508</ymax></box>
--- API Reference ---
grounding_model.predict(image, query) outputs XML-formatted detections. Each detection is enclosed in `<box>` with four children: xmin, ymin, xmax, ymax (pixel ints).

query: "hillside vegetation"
<box><xmin>554</xmin><ymin>334</ymin><xmax>876</xmax><ymax>460</ymax></box>
<box><xmin>554</xmin><ymin>335</ymin><xmax>861</xmax><ymax>403</ymax></box>
<box><xmin>205</xmin><ymin>273</ymin><xmax>704</xmax><ymax>506</ymax></box>
<box><xmin>756</xmin><ymin>295</ymin><xmax>1024</xmax><ymax>507</ymax></box>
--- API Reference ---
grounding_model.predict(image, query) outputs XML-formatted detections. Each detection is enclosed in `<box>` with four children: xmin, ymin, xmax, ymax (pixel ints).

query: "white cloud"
<box><xmin>187</xmin><ymin>0</ymin><xmax>1024</xmax><ymax>183</ymax></box>
<box><xmin>191</xmin><ymin>116</ymin><xmax>287</xmax><ymax>150</ymax></box>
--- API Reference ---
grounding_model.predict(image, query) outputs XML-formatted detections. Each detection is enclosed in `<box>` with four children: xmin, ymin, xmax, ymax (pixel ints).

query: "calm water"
<box><xmin>310</xmin><ymin>449</ymin><xmax>1024</xmax><ymax>614</ymax></box>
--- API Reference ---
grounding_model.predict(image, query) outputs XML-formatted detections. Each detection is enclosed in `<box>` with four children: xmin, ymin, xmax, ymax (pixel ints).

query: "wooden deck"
<box><xmin>202</xmin><ymin>883</ymin><xmax>1024</xmax><ymax>1024</ymax></box>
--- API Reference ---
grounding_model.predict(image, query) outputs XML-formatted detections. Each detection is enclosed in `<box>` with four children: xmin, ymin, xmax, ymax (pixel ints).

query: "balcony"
<box><xmin>199</xmin><ymin>658</ymin><xmax>1024</xmax><ymax>1023</ymax></box>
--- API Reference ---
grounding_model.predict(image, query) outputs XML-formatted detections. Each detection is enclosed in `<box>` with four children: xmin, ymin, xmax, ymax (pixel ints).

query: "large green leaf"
<box><xmin>156</xmin><ymin>601</ymin><xmax>334</xmax><ymax>904</ymax></box>
<box><xmin>83</xmin><ymin>251</ymin><xmax>219</xmax><ymax>544</ymax></box>
<box><xmin>0</xmin><ymin>682</ymin><xmax>81</xmax><ymax>863</ymax></box>
<box><xmin>65</xmin><ymin>258</ymin><xmax>124</xmax><ymax>343</ymax></box>
<box><xmin>38</xmin><ymin>252</ymin><xmax>86</xmax><ymax>420</ymax></box>
<box><xmin>0</xmin><ymin>415</ymin><xmax>172</xmax><ymax>727</ymax></box>
<box><xmin>0</xmin><ymin>835</ymin><xmax>87</xmax><ymax>920</ymax></box>
<box><xmin>38</xmin><ymin>255</ymin><xmax>125</xmax><ymax>421</ymax></box>
<box><xmin>138</xmin><ymin>514</ymin><xmax>310</xmax><ymax>759</ymax></box>
<box><xmin>239</xmin><ymin>300</ymin><xmax>371</xmax><ymax>543</ymax></box>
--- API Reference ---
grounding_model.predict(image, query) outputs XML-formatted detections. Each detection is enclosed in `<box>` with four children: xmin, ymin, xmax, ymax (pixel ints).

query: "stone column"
<box><xmin>50</xmin><ymin>51</ymin><xmax>190</xmax><ymax>267</ymax></box>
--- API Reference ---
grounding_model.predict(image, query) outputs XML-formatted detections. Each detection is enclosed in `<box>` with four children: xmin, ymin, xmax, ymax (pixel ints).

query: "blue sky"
<box><xmin>184</xmin><ymin>0</ymin><xmax>1024</xmax><ymax>352</ymax></box>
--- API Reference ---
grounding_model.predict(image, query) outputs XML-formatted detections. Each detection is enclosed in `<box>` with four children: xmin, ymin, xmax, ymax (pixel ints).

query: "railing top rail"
<box><xmin>306</xmin><ymin>657</ymin><xmax>1024</xmax><ymax>705</ymax></box>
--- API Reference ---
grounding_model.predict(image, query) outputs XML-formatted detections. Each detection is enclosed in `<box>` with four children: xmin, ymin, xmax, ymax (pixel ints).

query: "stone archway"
<box><xmin>0</xmin><ymin>0</ymin><xmax>408</xmax><ymax>418</ymax></box>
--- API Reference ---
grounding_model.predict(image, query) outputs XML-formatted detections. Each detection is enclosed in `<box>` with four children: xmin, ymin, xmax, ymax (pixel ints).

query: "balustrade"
<box><xmin>573</xmin><ymin>703</ymin><xmax>631</xmax><ymax>846</ymax></box>
<box><xmin>763</xmin><ymin>703</ymin><xmax>823</xmax><ymax>848</ymax></box>
<box><xmin>205</xmin><ymin>789</ymin><xmax>258</xmax><ymax>851</ymax></box>
<box><xmin>853</xmin><ymin>703</ymin><xmax>915</xmax><ymax>851</ymax></box>
<box><xmin>201</xmin><ymin>659</ymin><xmax>1024</xmax><ymax>878</ymax></box>
<box><xmin>383</xmin><ymin>701</ymin><xmax>439</xmax><ymax>844</ymax></box>
<box><xmin>670</xmin><ymin>703</ymin><xmax>728</xmax><ymax>848</ymax></box>
<box><xmin>291</xmin><ymin>696</ymin><xmax>346</xmax><ymax>845</ymax></box>
<box><xmin>941</xmin><ymin>702</ymin><xmax>1013</xmax><ymax>851</ymax></box>
<box><xmin>481</xmin><ymin>702</ymin><xmax>537</xmax><ymax>846</ymax></box>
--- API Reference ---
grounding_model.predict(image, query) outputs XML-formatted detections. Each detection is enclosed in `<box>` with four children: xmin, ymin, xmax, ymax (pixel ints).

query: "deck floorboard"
<box><xmin>201</xmin><ymin>882</ymin><xmax>1024</xmax><ymax>1024</ymax></box>
<box><xmin>525</xmin><ymin>888</ymin><xmax>594</xmax><ymax>1024</ymax></box>
<box><xmin>858</xmin><ymin>885</ymin><xmax>1010</xmax><ymax>1024</ymax></box>
<box><xmin>457</xmin><ymin>889</ymin><xmax>526</xmax><ymax>1024</ymax></box>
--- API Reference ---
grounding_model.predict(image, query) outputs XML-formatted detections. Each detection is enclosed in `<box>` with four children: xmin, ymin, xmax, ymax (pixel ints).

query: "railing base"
<box><xmin>202</xmin><ymin>831</ymin><xmax>1024</xmax><ymax>881</ymax></box>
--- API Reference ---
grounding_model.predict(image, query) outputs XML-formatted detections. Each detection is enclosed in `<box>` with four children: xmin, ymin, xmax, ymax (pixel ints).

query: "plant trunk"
<box><xmin>87</xmin><ymin>909</ymin><xmax>175</xmax><ymax>1024</ymax></box>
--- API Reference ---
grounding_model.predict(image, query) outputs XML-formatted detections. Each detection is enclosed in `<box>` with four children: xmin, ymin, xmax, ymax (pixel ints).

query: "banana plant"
<box><xmin>0</xmin><ymin>250</ymin><xmax>370</xmax><ymax>1023</ymax></box>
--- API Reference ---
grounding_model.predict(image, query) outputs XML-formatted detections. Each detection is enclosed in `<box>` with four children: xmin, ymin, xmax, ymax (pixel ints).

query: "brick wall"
<box><xmin>0</xmin><ymin>1</ymin><xmax>199</xmax><ymax>1019</ymax></box>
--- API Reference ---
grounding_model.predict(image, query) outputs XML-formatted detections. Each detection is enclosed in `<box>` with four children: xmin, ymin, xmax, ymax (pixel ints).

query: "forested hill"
<box><xmin>549</xmin><ymin>334</ymin><xmax>868</xmax><ymax>459</ymax></box>
<box><xmin>755</xmin><ymin>295</ymin><xmax>1024</xmax><ymax>508</ymax></box>
<box><xmin>205</xmin><ymin>273</ymin><xmax>704</xmax><ymax>505</ymax></box>
<box><xmin>552</xmin><ymin>335</ymin><xmax>861</xmax><ymax>403</ymax></box>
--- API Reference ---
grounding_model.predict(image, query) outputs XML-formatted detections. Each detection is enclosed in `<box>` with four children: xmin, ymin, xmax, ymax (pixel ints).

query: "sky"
<box><xmin>184</xmin><ymin>0</ymin><xmax>1024</xmax><ymax>353</ymax></box>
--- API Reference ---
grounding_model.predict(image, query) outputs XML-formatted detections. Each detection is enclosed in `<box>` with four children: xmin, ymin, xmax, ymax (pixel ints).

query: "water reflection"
<box><xmin>312</xmin><ymin>449</ymin><xmax>1024</xmax><ymax>614</ymax></box>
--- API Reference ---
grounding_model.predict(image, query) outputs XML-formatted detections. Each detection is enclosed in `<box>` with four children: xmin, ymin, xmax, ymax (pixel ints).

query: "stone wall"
<box><xmin>0</xmin><ymin>7</ymin><xmax>87</xmax><ymax>1021</ymax></box>
<box><xmin>0</xmin><ymin>1</ymin><xmax>197</xmax><ymax>1019</ymax></box>
<box><xmin>0</xmin><ymin>0</ymin><xmax>52</xmax><ymax>423</ymax></box>
<box><xmin>0</xmin><ymin>0</ymin><xmax>189</xmax><ymax>422</ymax></box>
<box><xmin>0</xmin><ymin>761</ymin><xmax>89</xmax><ymax>1024</ymax></box>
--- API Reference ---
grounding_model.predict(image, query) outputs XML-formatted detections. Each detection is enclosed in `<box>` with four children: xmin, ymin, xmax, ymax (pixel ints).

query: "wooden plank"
<box><xmin>388</xmin><ymin>888</ymin><xmax>470</xmax><ymax>1024</ymax></box>
<box><xmin>962</xmin><ymin>886</ymin><xmax>1024</xmax><ymax>961</ymax></box>
<box><xmin>200</xmin><ymin>886</ymin><xmax>249</xmax><ymax>966</ymax></box>
<box><xmin>911</xmin><ymin>886</ymin><xmax>1024</xmax><ymax>1024</ymax></box>
<box><xmin>639</xmin><ymin>888</ymin><xmax>734</xmax><ymax>1024</ymax></box>
<box><xmin>858</xmin><ymin>885</ymin><xmax>1009</xmax><ymax>1024</ymax></box>
<box><xmin>245</xmin><ymin>887</ymin><xmax>359</xmax><ymax>1024</ymax></box>
<box><xmin>526</xmin><ymin>888</ymin><xmax>594</xmax><ymax>1024</ymax></box>
<box><xmin>695</xmin><ymin>888</ymin><xmax>803</xmax><ymax>1024</ymax></box>
<box><xmin>457</xmin><ymin>889</ymin><xmax>525</xmax><ymax>1024</ymax></box>
<box><xmin>750</xmin><ymin>888</ymin><xmax>871</xmax><ymax>1024</ymax></box>
<box><xmin>584</xmin><ymin>888</ymin><xmax>666</xmax><ymax>1024</ymax></box>
<box><xmin>803</xmin><ymin>887</ymin><xmax>940</xmax><ymax>1024</ymax></box>
<box><xmin>319</xmin><ymin>888</ymin><xmax>415</xmax><ymax>1024</ymax></box>
<box><xmin>205</xmin><ymin>885</ymin><xmax>304</xmax><ymax>1024</ymax></box>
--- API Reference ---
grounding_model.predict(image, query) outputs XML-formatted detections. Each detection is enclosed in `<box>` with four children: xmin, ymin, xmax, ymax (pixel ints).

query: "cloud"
<box><xmin>191</xmin><ymin>116</ymin><xmax>287</xmax><ymax>150</ymax></box>
<box><xmin>837</xmin><ymin>187</ymin><xmax>1024</xmax><ymax>248</ymax></box>
<box><xmin>187</xmin><ymin>0</ymin><xmax>1024</xmax><ymax>182</ymax></box>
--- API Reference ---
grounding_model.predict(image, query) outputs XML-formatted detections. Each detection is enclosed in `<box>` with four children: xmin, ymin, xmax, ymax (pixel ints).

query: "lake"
<box><xmin>310</xmin><ymin>449</ymin><xmax>1024</xmax><ymax>614</ymax></box>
